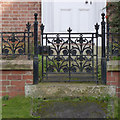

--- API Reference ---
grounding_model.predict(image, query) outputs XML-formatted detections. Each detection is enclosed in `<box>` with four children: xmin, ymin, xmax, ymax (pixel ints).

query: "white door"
<box><xmin>53</xmin><ymin>1</ymin><xmax>94</xmax><ymax>32</ymax></box>
<box><xmin>42</xmin><ymin>0</ymin><xmax>106</xmax><ymax>33</ymax></box>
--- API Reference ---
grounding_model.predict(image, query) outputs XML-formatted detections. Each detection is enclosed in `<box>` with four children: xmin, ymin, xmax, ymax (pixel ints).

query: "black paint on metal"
<box><xmin>101</xmin><ymin>13</ymin><xmax>106</xmax><ymax>85</ymax></box>
<box><xmin>33</xmin><ymin>13</ymin><xmax>39</xmax><ymax>84</ymax></box>
<box><xmin>1</xmin><ymin>13</ymin><xmax>119</xmax><ymax>84</ymax></box>
<box><xmin>40</xmin><ymin>25</ymin><xmax>99</xmax><ymax>82</ymax></box>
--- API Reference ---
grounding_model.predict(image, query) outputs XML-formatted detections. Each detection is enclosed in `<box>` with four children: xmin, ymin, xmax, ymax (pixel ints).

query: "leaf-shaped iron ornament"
<box><xmin>54</xmin><ymin>34</ymin><xmax>62</xmax><ymax>44</ymax></box>
<box><xmin>71</xmin><ymin>50</ymin><xmax>77</xmax><ymax>55</ymax></box>
<box><xmin>86</xmin><ymin>66</ymin><xmax>92</xmax><ymax>73</ymax></box>
<box><xmin>77</xmin><ymin>56</ymin><xmax>85</xmax><ymax>61</ymax></box>
<box><xmin>63</xmin><ymin>67</ymin><xmax>68</xmax><ymax>73</ymax></box>
<box><xmin>71</xmin><ymin>67</ymin><xmax>76</xmax><ymax>73</ymax></box>
<box><xmin>2</xmin><ymin>49</ymin><xmax>9</xmax><ymax>55</ymax></box>
<box><xmin>86</xmin><ymin>50</ymin><xmax>91</xmax><ymax>55</ymax></box>
<box><xmin>63</xmin><ymin>50</ymin><xmax>68</xmax><ymax>55</ymax></box>
<box><xmin>77</xmin><ymin>34</ymin><xmax>85</xmax><ymax>44</ymax></box>
<box><xmin>9</xmin><ymin>33</ymin><xmax>17</xmax><ymax>42</ymax></box>
<box><xmin>18</xmin><ymin>49</ymin><xmax>24</xmax><ymax>54</ymax></box>
<box><xmin>47</xmin><ymin>65</ymin><xmax>54</xmax><ymax>72</ymax></box>
<box><xmin>55</xmin><ymin>56</ymin><xmax>63</xmax><ymax>61</ymax></box>
<box><xmin>26</xmin><ymin>22</ymin><xmax>31</xmax><ymax>31</ymax></box>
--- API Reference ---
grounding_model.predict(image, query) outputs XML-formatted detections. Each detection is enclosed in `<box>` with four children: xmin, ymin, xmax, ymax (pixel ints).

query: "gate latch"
<box><xmin>38</xmin><ymin>46</ymin><xmax>51</xmax><ymax>55</ymax></box>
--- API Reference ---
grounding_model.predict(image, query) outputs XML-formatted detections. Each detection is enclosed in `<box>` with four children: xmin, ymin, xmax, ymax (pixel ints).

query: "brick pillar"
<box><xmin>0</xmin><ymin>60</ymin><xmax>33</xmax><ymax>98</ymax></box>
<box><xmin>107</xmin><ymin>60</ymin><xmax>120</xmax><ymax>97</ymax></box>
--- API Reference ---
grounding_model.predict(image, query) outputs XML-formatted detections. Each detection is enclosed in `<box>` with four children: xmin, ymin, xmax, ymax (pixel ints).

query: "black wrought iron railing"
<box><xmin>107</xmin><ymin>33</ymin><xmax>120</xmax><ymax>59</ymax></box>
<box><xmin>0</xmin><ymin>22</ymin><xmax>33</xmax><ymax>60</ymax></box>
<box><xmin>1</xmin><ymin>13</ymin><xmax>119</xmax><ymax>84</ymax></box>
<box><xmin>106</xmin><ymin>25</ymin><xmax>120</xmax><ymax>60</ymax></box>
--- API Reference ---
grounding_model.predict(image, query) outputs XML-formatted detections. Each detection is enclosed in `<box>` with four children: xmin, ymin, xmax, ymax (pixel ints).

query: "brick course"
<box><xmin>0</xmin><ymin>70</ymin><xmax>33</xmax><ymax>98</ymax></box>
<box><xmin>0</xmin><ymin>1</ymin><xmax>41</xmax><ymax>39</ymax></box>
<box><xmin>107</xmin><ymin>71</ymin><xmax>120</xmax><ymax>97</ymax></box>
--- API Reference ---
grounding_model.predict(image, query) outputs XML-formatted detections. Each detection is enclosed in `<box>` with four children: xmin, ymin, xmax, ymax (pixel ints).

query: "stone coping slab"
<box><xmin>0</xmin><ymin>60</ymin><xmax>33</xmax><ymax>70</ymax></box>
<box><xmin>25</xmin><ymin>83</ymin><xmax>116</xmax><ymax>98</ymax></box>
<box><xmin>107</xmin><ymin>60</ymin><xmax>120</xmax><ymax>71</ymax></box>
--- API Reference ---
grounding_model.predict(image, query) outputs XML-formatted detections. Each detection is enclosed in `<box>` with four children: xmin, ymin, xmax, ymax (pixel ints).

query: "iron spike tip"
<box><xmin>34</xmin><ymin>13</ymin><xmax>38</xmax><ymax>16</ymax></box>
<box><xmin>101</xmin><ymin>13</ymin><xmax>105</xmax><ymax>17</ymax></box>
<box><xmin>67</xmin><ymin>27</ymin><xmax>72</xmax><ymax>32</ymax></box>
<box><xmin>40</xmin><ymin>24</ymin><xmax>44</xmax><ymax>31</ymax></box>
<box><xmin>26</xmin><ymin>22</ymin><xmax>30</xmax><ymax>26</ymax></box>
<box><xmin>34</xmin><ymin>13</ymin><xmax>38</xmax><ymax>20</ymax></box>
<box><xmin>95</xmin><ymin>23</ymin><xmax>99</xmax><ymax>29</ymax></box>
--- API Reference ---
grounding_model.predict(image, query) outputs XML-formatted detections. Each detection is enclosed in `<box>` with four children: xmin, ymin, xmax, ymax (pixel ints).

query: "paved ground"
<box><xmin>33</xmin><ymin>100</ymin><xmax>108</xmax><ymax>118</ymax></box>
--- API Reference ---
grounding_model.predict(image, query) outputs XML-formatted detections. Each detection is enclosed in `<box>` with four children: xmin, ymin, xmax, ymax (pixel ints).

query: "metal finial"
<box><xmin>34</xmin><ymin>13</ymin><xmax>38</xmax><ymax>21</ymax></box>
<box><xmin>67</xmin><ymin>27</ymin><xmax>72</xmax><ymax>33</ymax></box>
<box><xmin>40</xmin><ymin>24</ymin><xmax>44</xmax><ymax>31</ymax></box>
<box><xmin>95</xmin><ymin>23</ymin><xmax>99</xmax><ymax>30</ymax></box>
<box><xmin>26</xmin><ymin>22</ymin><xmax>31</xmax><ymax>30</ymax></box>
<box><xmin>101</xmin><ymin>13</ymin><xmax>105</xmax><ymax>20</ymax></box>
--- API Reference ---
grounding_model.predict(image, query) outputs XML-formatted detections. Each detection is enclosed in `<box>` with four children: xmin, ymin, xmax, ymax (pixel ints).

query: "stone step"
<box><xmin>25</xmin><ymin>83</ymin><xmax>116</xmax><ymax>98</ymax></box>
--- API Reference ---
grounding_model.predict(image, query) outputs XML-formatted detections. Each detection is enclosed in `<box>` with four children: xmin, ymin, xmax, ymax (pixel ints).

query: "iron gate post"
<box><xmin>26</xmin><ymin>22</ymin><xmax>31</xmax><ymax>60</ymax></box>
<box><xmin>33</xmin><ymin>13</ymin><xmax>39</xmax><ymax>84</ymax></box>
<box><xmin>40</xmin><ymin>24</ymin><xmax>44</xmax><ymax>81</ymax></box>
<box><xmin>107</xmin><ymin>22</ymin><xmax>110</xmax><ymax>61</ymax></box>
<box><xmin>67</xmin><ymin>27</ymin><xmax>72</xmax><ymax>82</ymax></box>
<box><xmin>101</xmin><ymin>13</ymin><xmax>106</xmax><ymax>84</ymax></box>
<box><xmin>95</xmin><ymin>23</ymin><xmax>99</xmax><ymax>83</ymax></box>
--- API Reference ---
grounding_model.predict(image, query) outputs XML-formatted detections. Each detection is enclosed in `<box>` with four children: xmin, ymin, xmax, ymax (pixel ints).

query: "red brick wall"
<box><xmin>0</xmin><ymin>1</ymin><xmax>41</xmax><ymax>39</ymax></box>
<box><xmin>107</xmin><ymin>71</ymin><xmax>120</xmax><ymax>97</ymax></box>
<box><xmin>0</xmin><ymin>70</ymin><xmax>33</xmax><ymax>97</ymax></box>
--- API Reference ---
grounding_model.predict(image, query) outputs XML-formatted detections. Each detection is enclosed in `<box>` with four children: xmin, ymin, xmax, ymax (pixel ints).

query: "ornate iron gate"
<box><xmin>33</xmin><ymin>13</ymin><xmax>107</xmax><ymax>84</ymax></box>
<box><xmin>1</xmin><ymin>13</ymin><xmax>119</xmax><ymax>84</ymax></box>
<box><xmin>39</xmin><ymin>27</ymin><xmax>99</xmax><ymax>82</ymax></box>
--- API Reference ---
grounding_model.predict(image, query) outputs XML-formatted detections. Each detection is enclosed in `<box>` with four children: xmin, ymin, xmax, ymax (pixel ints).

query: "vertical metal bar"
<box><xmin>40</xmin><ymin>24</ymin><xmax>44</xmax><ymax>81</ymax></box>
<box><xmin>107</xmin><ymin>22</ymin><xmax>109</xmax><ymax>61</ymax></box>
<box><xmin>33</xmin><ymin>13</ymin><xmax>39</xmax><ymax>84</ymax></box>
<box><xmin>46</xmin><ymin>34</ymin><xmax>48</xmax><ymax>80</ymax></box>
<box><xmin>111</xmin><ymin>34</ymin><xmax>114</xmax><ymax>55</ymax></box>
<box><xmin>12</xmin><ymin>33</ymin><xmax>15</xmax><ymax>59</ymax></box>
<box><xmin>91</xmin><ymin>34</ymin><xmax>94</xmax><ymax>81</ymax></box>
<box><xmin>23</xmin><ymin>32</ymin><xmax>26</xmax><ymax>55</ymax></box>
<box><xmin>26</xmin><ymin>22</ymin><xmax>31</xmax><ymax>60</ymax></box>
<box><xmin>28</xmin><ymin>31</ymin><xmax>30</xmax><ymax>60</ymax></box>
<box><xmin>1</xmin><ymin>32</ymin><xmax>3</xmax><ymax>55</ymax></box>
<box><xmin>101</xmin><ymin>13</ymin><xmax>106</xmax><ymax>85</ymax></box>
<box><xmin>67</xmin><ymin>27</ymin><xmax>72</xmax><ymax>82</ymax></box>
<box><xmin>95</xmin><ymin>23</ymin><xmax>99</xmax><ymax>84</ymax></box>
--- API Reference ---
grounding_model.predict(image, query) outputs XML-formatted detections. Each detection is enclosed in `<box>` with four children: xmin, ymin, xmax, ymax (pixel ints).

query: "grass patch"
<box><xmin>2</xmin><ymin>96</ymin><xmax>33</xmax><ymax>118</ymax></box>
<box><xmin>114</xmin><ymin>97</ymin><xmax>120</xmax><ymax>119</ymax></box>
<box><xmin>2</xmin><ymin>95</ymin><xmax>120</xmax><ymax>119</ymax></box>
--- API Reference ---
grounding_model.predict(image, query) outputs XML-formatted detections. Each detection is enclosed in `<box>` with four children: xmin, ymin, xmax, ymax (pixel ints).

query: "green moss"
<box><xmin>2</xmin><ymin>95</ymin><xmax>117</xmax><ymax>118</ymax></box>
<box><xmin>2</xmin><ymin>63</ymin><xmax>31</xmax><ymax>70</ymax></box>
<box><xmin>112</xmin><ymin>56</ymin><xmax>120</xmax><ymax>60</ymax></box>
<box><xmin>32</xmin><ymin>95</ymin><xmax>112</xmax><ymax>118</ymax></box>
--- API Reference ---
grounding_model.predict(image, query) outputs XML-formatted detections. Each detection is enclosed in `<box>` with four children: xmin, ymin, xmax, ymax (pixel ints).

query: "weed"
<box><xmin>2</xmin><ymin>95</ymin><xmax>9</xmax><ymax>101</ymax></box>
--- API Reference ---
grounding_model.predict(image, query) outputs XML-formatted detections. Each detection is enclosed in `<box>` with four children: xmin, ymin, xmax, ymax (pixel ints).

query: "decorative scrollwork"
<box><xmin>47</xmin><ymin>65</ymin><xmax>54</xmax><ymax>72</ymax></box>
<box><xmin>2</xmin><ymin>33</ymin><xmax>25</xmax><ymax>55</ymax></box>
<box><xmin>112</xmin><ymin>36</ymin><xmax>120</xmax><ymax>56</ymax></box>
<box><xmin>45</xmin><ymin>33</ymin><xmax>94</xmax><ymax>74</ymax></box>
